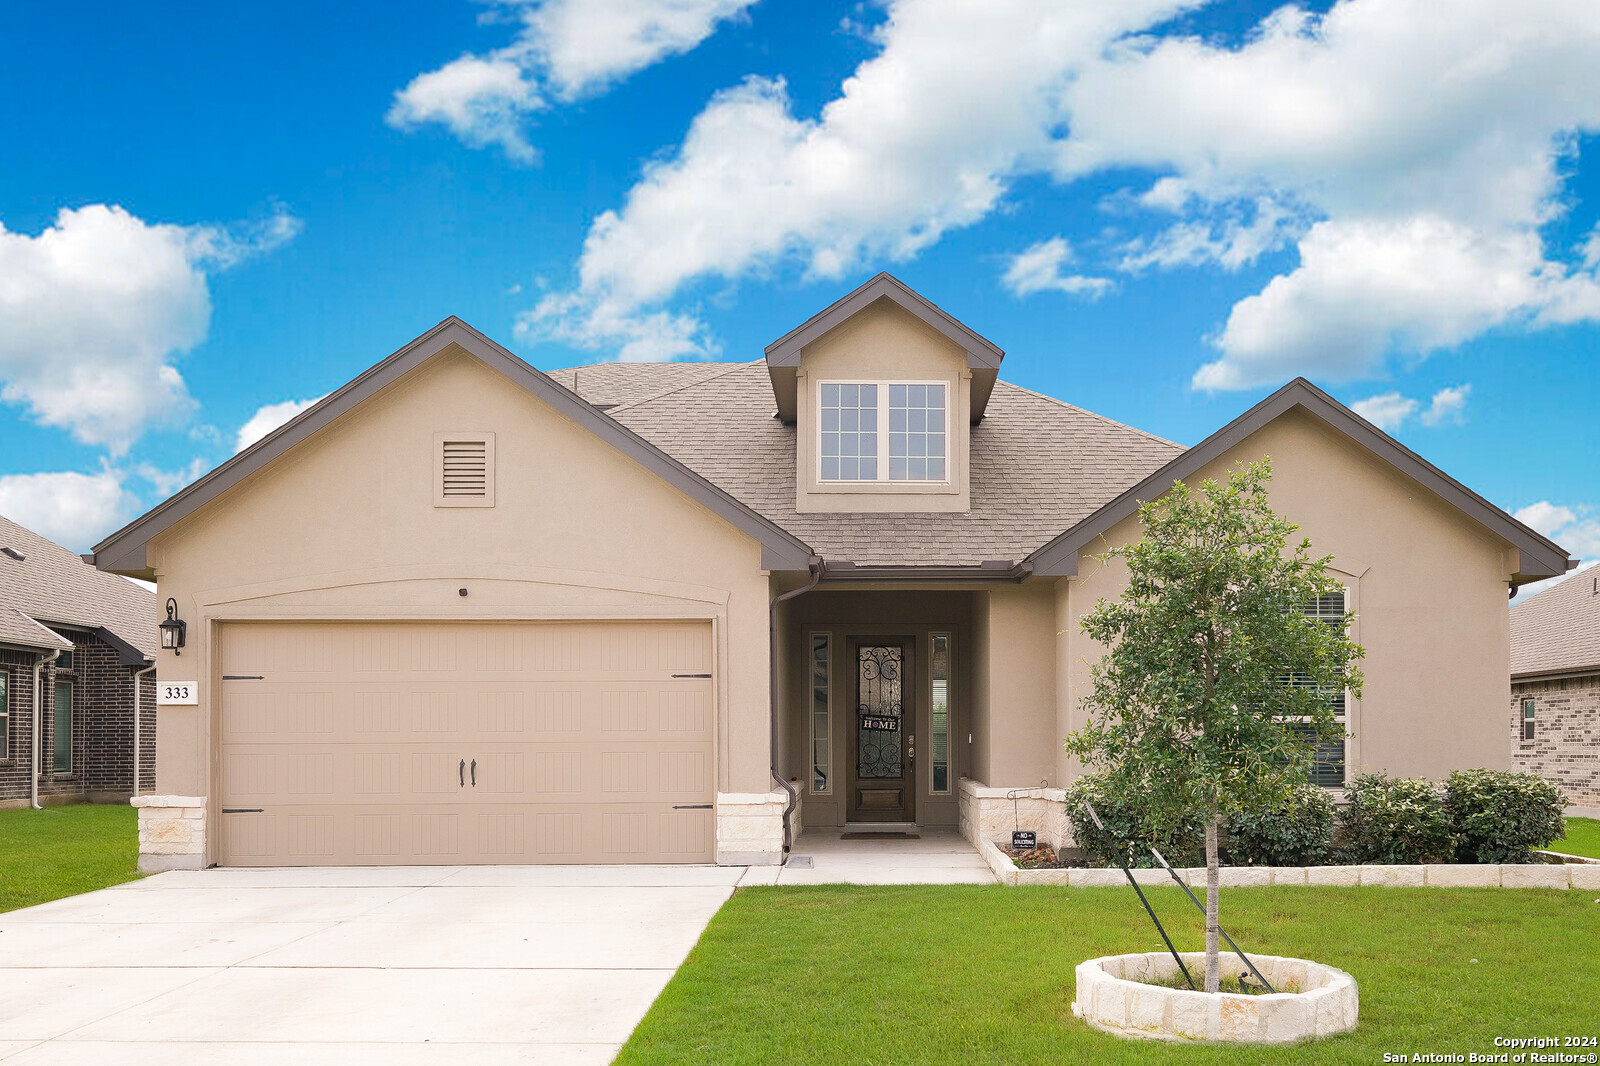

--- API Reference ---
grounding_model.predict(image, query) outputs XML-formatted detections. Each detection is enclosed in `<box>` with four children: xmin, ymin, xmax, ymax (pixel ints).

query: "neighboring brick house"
<box><xmin>1510</xmin><ymin>567</ymin><xmax>1600</xmax><ymax>817</ymax></box>
<box><xmin>1</xmin><ymin>515</ymin><xmax>157</xmax><ymax>808</ymax></box>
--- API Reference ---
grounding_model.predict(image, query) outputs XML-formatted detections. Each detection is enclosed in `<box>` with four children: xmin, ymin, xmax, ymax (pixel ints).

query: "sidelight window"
<box><xmin>811</xmin><ymin>633</ymin><xmax>831</xmax><ymax>793</ymax></box>
<box><xmin>931</xmin><ymin>633</ymin><xmax>951</xmax><ymax>794</ymax></box>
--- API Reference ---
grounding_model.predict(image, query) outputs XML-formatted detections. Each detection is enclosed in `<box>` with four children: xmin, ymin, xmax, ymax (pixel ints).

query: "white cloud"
<box><xmin>531</xmin><ymin>0</ymin><xmax>1600</xmax><ymax>371</ymax></box>
<box><xmin>528</xmin><ymin>1</ymin><xmax>1182</xmax><ymax>356</ymax></box>
<box><xmin>1349</xmin><ymin>392</ymin><xmax>1416</xmax><ymax>431</ymax></box>
<box><xmin>1350</xmin><ymin>383</ymin><xmax>1471</xmax><ymax>431</ymax></box>
<box><xmin>1510</xmin><ymin>501</ymin><xmax>1600</xmax><ymax>602</ymax></box>
<box><xmin>387</xmin><ymin>55</ymin><xmax>544</xmax><ymax>163</ymax></box>
<box><xmin>0</xmin><ymin>203</ymin><xmax>300</xmax><ymax>453</ymax></box>
<box><xmin>1002</xmin><ymin>237</ymin><xmax>1112</xmax><ymax>299</ymax></box>
<box><xmin>236</xmin><ymin>395</ymin><xmax>327</xmax><ymax>453</ymax></box>
<box><xmin>134</xmin><ymin>458</ymin><xmax>210</xmax><ymax>498</ymax></box>
<box><xmin>390</xmin><ymin>0</ymin><xmax>758</xmax><ymax>159</ymax></box>
<box><xmin>1420</xmin><ymin>383</ymin><xmax>1471</xmax><ymax>427</ymax></box>
<box><xmin>0</xmin><ymin>469</ymin><xmax>137</xmax><ymax>551</ymax></box>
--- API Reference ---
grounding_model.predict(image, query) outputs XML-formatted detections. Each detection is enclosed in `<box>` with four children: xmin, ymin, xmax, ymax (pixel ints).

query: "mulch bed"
<box><xmin>999</xmin><ymin>843</ymin><xmax>1098</xmax><ymax>869</ymax></box>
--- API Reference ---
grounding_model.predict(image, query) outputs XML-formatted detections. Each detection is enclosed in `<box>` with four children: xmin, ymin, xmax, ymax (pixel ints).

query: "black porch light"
<box><xmin>159</xmin><ymin>598</ymin><xmax>187</xmax><ymax>655</ymax></box>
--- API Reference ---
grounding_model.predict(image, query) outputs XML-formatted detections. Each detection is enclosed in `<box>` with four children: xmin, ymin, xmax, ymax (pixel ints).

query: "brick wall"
<box><xmin>0</xmin><ymin>633</ymin><xmax>154</xmax><ymax>805</ymax></box>
<box><xmin>1511</xmin><ymin>674</ymin><xmax>1600</xmax><ymax>808</ymax></box>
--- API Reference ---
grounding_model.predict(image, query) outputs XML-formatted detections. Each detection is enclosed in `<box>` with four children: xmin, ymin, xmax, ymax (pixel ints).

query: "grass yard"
<box><xmin>1555</xmin><ymin>817</ymin><xmax>1600</xmax><ymax>860</ymax></box>
<box><xmin>0</xmin><ymin>803</ymin><xmax>142</xmax><ymax>912</ymax></box>
<box><xmin>618</xmin><ymin>884</ymin><xmax>1599</xmax><ymax>1065</ymax></box>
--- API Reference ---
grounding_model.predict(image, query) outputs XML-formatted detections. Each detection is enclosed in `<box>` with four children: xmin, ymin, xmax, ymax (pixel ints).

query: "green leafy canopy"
<box><xmin>1065</xmin><ymin>459</ymin><xmax>1365</xmax><ymax>834</ymax></box>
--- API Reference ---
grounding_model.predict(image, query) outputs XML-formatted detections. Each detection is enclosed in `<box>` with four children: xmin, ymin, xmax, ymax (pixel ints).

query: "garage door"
<box><xmin>217</xmin><ymin>620</ymin><xmax>715</xmax><ymax>865</ymax></box>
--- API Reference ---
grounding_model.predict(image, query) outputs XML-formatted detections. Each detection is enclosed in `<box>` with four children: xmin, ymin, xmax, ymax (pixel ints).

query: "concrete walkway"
<box><xmin>766</xmin><ymin>827</ymin><xmax>996</xmax><ymax>885</ymax></box>
<box><xmin>0</xmin><ymin>864</ymin><xmax>756</xmax><ymax>1065</ymax></box>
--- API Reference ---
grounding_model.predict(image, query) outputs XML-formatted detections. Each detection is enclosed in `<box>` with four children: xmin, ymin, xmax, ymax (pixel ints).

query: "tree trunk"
<box><xmin>1205</xmin><ymin>814</ymin><xmax>1221</xmax><ymax>994</ymax></box>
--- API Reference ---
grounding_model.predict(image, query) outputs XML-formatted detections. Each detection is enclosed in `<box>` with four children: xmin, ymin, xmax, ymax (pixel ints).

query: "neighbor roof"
<box><xmin>1</xmin><ymin>515</ymin><xmax>157</xmax><ymax>659</ymax></box>
<box><xmin>1511</xmin><ymin>568</ymin><xmax>1600</xmax><ymax>679</ymax></box>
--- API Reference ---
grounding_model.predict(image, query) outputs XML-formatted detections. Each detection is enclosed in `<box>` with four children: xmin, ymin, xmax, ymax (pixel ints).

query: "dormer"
<box><xmin>765</xmin><ymin>274</ymin><xmax>1003</xmax><ymax>514</ymax></box>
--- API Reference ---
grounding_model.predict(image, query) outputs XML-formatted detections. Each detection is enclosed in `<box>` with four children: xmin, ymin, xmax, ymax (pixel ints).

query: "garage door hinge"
<box><xmin>671</xmin><ymin>673</ymin><xmax>711</xmax><ymax>678</ymax></box>
<box><xmin>222</xmin><ymin>808</ymin><xmax>264</xmax><ymax>814</ymax></box>
<box><xmin>672</xmin><ymin>804</ymin><xmax>713</xmax><ymax>810</ymax></box>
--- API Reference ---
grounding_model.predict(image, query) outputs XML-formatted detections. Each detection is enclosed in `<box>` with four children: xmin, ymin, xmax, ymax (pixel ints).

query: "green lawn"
<box><xmin>1555</xmin><ymin>817</ymin><xmax>1600</xmax><ymax>859</ymax></box>
<box><xmin>0</xmin><ymin>803</ymin><xmax>142</xmax><ymax>912</ymax></box>
<box><xmin>618</xmin><ymin>885</ymin><xmax>1599</xmax><ymax>1065</ymax></box>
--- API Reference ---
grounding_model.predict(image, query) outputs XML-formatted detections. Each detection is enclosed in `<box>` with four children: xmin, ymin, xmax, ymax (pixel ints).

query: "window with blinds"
<box><xmin>1283</xmin><ymin>588</ymin><xmax>1350</xmax><ymax>788</ymax></box>
<box><xmin>434</xmin><ymin>432</ymin><xmax>495</xmax><ymax>507</ymax></box>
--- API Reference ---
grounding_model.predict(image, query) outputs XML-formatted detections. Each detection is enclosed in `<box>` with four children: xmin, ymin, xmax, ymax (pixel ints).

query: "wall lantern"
<box><xmin>159</xmin><ymin>598</ymin><xmax>187</xmax><ymax>655</ymax></box>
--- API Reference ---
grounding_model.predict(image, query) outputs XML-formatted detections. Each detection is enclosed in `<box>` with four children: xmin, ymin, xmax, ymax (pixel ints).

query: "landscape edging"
<box><xmin>978</xmin><ymin>839</ymin><xmax>1598</xmax><ymax>889</ymax></box>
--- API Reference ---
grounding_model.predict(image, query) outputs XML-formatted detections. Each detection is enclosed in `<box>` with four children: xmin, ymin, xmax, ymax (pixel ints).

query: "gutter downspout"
<box><xmin>770</xmin><ymin>556</ymin><xmax>823</xmax><ymax>861</ymax></box>
<box><xmin>31</xmin><ymin>649</ymin><xmax>61</xmax><ymax>809</ymax></box>
<box><xmin>132</xmin><ymin>663</ymin><xmax>156</xmax><ymax>796</ymax></box>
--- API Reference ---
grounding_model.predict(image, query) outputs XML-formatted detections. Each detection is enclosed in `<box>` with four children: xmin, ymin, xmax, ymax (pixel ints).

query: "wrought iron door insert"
<box><xmin>848</xmin><ymin>640</ymin><xmax>915</xmax><ymax>822</ymax></box>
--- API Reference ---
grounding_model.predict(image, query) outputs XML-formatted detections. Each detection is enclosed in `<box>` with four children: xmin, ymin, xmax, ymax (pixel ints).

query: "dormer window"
<box><xmin>819</xmin><ymin>381</ymin><xmax>947</xmax><ymax>483</ymax></box>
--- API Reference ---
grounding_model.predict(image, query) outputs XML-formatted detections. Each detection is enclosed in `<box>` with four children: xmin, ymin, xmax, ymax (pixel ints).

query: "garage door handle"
<box><xmin>459</xmin><ymin>759</ymin><xmax>465</xmax><ymax>787</ymax></box>
<box><xmin>672</xmin><ymin>673</ymin><xmax>711</xmax><ymax>678</ymax></box>
<box><xmin>471</xmin><ymin>759</ymin><xmax>477</xmax><ymax>787</ymax></box>
<box><xmin>673</xmin><ymin>804</ymin><xmax>713</xmax><ymax>809</ymax></box>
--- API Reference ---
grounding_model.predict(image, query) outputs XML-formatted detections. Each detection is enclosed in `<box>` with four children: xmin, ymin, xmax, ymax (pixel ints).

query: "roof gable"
<box><xmin>92</xmin><ymin>318</ymin><xmax>815</xmax><ymax>576</ymax></box>
<box><xmin>763</xmin><ymin>273</ymin><xmax>1005</xmax><ymax>422</ymax></box>
<box><xmin>1025</xmin><ymin>378</ymin><xmax>1573</xmax><ymax>582</ymax></box>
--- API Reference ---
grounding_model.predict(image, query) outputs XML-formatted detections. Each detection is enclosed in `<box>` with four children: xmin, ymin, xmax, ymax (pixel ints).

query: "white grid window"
<box><xmin>889</xmin><ymin>385</ymin><xmax>946</xmax><ymax>481</ymax></box>
<box><xmin>820</xmin><ymin>384</ymin><xmax>878</xmax><ymax>481</ymax></box>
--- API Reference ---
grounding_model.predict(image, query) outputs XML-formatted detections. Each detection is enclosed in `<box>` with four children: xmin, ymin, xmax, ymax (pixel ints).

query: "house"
<box><xmin>2</xmin><ymin>515</ymin><xmax>157</xmax><ymax>808</ymax></box>
<box><xmin>90</xmin><ymin>274</ymin><xmax>1574</xmax><ymax>871</ymax></box>
<box><xmin>1510</xmin><ymin>569</ymin><xmax>1600</xmax><ymax>818</ymax></box>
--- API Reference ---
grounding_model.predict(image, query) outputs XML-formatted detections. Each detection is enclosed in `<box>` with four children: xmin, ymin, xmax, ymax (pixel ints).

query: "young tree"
<box><xmin>1065</xmin><ymin>459</ymin><xmax>1363</xmax><ymax>992</ymax></box>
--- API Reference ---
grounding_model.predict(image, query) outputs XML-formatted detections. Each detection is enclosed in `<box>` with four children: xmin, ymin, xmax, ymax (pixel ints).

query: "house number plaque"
<box><xmin>157</xmin><ymin>682</ymin><xmax>198</xmax><ymax>705</ymax></box>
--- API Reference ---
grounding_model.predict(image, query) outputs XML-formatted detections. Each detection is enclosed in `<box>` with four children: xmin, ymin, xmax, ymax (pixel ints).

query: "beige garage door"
<box><xmin>217</xmin><ymin>620</ymin><xmax>715</xmax><ymax>865</ymax></box>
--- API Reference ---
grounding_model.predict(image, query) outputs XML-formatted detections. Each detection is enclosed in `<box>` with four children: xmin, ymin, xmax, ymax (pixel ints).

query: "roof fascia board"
<box><xmin>94</xmin><ymin>318</ymin><xmax>814</xmax><ymax>574</ymax></box>
<box><xmin>1027</xmin><ymin>378</ymin><xmax>1573</xmax><ymax>579</ymax></box>
<box><xmin>93</xmin><ymin>625</ymin><xmax>154</xmax><ymax>666</ymax></box>
<box><xmin>819</xmin><ymin>562</ymin><xmax>1033</xmax><ymax>584</ymax></box>
<box><xmin>764</xmin><ymin>273</ymin><xmax>1004</xmax><ymax>370</ymax></box>
<box><xmin>1512</xmin><ymin>665</ymin><xmax>1600</xmax><ymax>683</ymax></box>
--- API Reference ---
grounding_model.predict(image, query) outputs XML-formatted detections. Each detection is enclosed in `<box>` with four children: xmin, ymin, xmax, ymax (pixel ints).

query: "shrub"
<box><xmin>1221</xmin><ymin>783</ymin><xmax>1336</xmax><ymax>867</ymax></box>
<box><xmin>1063</xmin><ymin>773</ymin><xmax>1203</xmax><ymax>868</ymax></box>
<box><xmin>1444</xmin><ymin>769</ymin><xmax>1567</xmax><ymax>863</ymax></box>
<box><xmin>1336</xmin><ymin>772</ymin><xmax>1455</xmax><ymax>864</ymax></box>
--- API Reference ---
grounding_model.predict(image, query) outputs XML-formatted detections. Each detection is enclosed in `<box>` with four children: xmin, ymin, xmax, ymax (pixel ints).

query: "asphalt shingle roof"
<box><xmin>556</xmin><ymin>361</ymin><xmax>1184</xmax><ymax>566</ymax></box>
<box><xmin>0</xmin><ymin>515</ymin><xmax>157</xmax><ymax>657</ymax></box>
<box><xmin>1511</xmin><ymin>567</ymin><xmax>1600</xmax><ymax>678</ymax></box>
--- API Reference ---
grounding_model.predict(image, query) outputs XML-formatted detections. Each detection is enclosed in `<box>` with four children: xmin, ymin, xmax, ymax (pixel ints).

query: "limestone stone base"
<box><xmin>131</xmin><ymin>794</ymin><xmax>206</xmax><ymax>873</ymax></box>
<box><xmin>958</xmin><ymin>778</ymin><xmax>1070</xmax><ymax>850</ymax></box>
<box><xmin>1072</xmin><ymin>951</ymin><xmax>1358</xmax><ymax>1043</ymax></box>
<box><xmin>716</xmin><ymin>789</ymin><xmax>795</xmax><ymax>866</ymax></box>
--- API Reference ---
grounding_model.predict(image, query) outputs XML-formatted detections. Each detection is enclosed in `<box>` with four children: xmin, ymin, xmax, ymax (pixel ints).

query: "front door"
<box><xmin>847</xmin><ymin>638</ymin><xmax>916</xmax><ymax>823</ymax></box>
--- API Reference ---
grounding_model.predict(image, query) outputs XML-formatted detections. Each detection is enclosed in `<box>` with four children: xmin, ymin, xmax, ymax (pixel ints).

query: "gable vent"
<box><xmin>434</xmin><ymin>432</ymin><xmax>495</xmax><ymax>507</ymax></box>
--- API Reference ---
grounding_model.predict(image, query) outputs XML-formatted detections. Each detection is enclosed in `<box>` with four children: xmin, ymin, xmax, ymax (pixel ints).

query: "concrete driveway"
<box><xmin>0</xmin><ymin>865</ymin><xmax>747</xmax><ymax>1065</ymax></box>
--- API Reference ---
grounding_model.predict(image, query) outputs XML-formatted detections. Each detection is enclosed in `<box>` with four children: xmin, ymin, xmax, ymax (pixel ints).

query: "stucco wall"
<box><xmin>978</xmin><ymin>584</ymin><xmax>1059</xmax><ymax>787</ymax></box>
<box><xmin>144</xmin><ymin>347</ymin><xmax>777</xmax><ymax>855</ymax></box>
<box><xmin>794</xmin><ymin>299</ymin><xmax>972</xmax><ymax>513</ymax></box>
<box><xmin>1054</xmin><ymin>408</ymin><xmax>1518</xmax><ymax>786</ymax></box>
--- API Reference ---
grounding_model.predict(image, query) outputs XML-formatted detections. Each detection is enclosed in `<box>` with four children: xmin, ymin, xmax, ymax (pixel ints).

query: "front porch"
<box><xmin>754</xmin><ymin>827</ymin><xmax>995</xmax><ymax>885</ymax></box>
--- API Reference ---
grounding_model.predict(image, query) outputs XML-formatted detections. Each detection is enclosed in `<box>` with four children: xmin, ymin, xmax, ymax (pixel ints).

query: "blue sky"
<box><xmin>1</xmin><ymin>0</ymin><xmax>1597</xmax><ymax>589</ymax></box>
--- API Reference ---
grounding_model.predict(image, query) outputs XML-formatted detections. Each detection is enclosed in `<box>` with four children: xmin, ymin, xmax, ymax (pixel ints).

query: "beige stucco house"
<box><xmin>92</xmin><ymin>275</ymin><xmax>1574</xmax><ymax>872</ymax></box>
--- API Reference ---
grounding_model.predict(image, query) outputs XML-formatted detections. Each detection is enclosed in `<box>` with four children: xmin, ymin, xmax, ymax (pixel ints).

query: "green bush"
<box><xmin>1336</xmin><ymin>772</ymin><xmax>1455</xmax><ymax>864</ymax></box>
<box><xmin>1221</xmin><ymin>783</ymin><xmax>1336</xmax><ymax>867</ymax></box>
<box><xmin>1444</xmin><ymin>769</ymin><xmax>1567</xmax><ymax>863</ymax></box>
<box><xmin>1063</xmin><ymin>773</ymin><xmax>1203</xmax><ymax>868</ymax></box>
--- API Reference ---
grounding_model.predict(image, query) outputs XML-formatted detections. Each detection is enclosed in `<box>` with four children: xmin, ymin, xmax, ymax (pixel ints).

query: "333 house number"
<box><xmin>157</xmin><ymin>682</ymin><xmax>198</xmax><ymax>705</ymax></box>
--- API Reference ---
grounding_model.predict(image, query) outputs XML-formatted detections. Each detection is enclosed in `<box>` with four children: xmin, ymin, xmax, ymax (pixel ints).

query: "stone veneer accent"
<box><xmin>1073</xmin><ymin>951</ymin><xmax>1358</xmax><ymax>1043</ymax></box>
<box><xmin>131</xmin><ymin>795</ymin><xmax>207</xmax><ymax>872</ymax></box>
<box><xmin>957</xmin><ymin>778</ymin><xmax>1070</xmax><ymax>850</ymax></box>
<box><xmin>980</xmin><ymin>839</ymin><xmax>1600</xmax><ymax>889</ymax></box>
<box><xmin>1511</xmin><ymin>674</ymin><xmax>1600</xmax><ymax>811</ymax></box>
<box><xmin>716</xmin><ymin>788</ymin><xmax>801</xmax><ymax>866</ymax></box>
